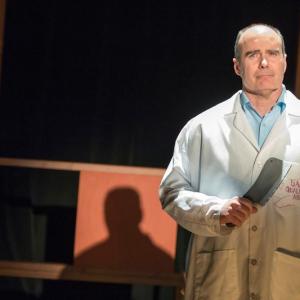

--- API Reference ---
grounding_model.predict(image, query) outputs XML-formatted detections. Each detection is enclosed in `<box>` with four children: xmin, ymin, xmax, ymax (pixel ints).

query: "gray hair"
<box><xmin>234</xmin><ymin>23</ymin><xmax>286</xmax><ymax>61</ymax></box>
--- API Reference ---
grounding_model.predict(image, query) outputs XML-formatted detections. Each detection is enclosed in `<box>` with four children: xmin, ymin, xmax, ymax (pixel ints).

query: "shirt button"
<box><xmin>252</xmin><ymin>225</ymin><xmax>257</xmax><ymax>231</ymax></box>
<box><xmin>251</xmin><ymin>259</ymin><xmax>257</xmax><ymax>265</ymax></box>
<box><xmin>250</xmin><ymin>292</ymin><xmax>259</xmax><ymax>299</ymax></box>
<box><xmin>257</xmin><ymin>161</ymin><xmax>262</xmax><ymax>168</ymax></box>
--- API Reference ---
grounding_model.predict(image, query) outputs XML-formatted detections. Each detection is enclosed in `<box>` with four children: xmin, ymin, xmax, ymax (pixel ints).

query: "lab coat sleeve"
<box><xmin>159</xmin><ymin>122</ymin><xmax>233</xmax><ymax>237</ymax></box>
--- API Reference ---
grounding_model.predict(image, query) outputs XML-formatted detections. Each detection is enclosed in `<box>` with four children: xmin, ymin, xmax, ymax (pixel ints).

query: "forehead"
<box><xmin>239</xmin><ymin>26</ymin><xmax>282</xmax><ymax>49</ymax></box>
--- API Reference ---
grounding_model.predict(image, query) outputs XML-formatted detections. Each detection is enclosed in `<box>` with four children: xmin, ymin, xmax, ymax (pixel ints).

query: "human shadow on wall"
<box><xmin>75</xmin><ymin>187</ymin><xmax>173</xmax><ymax>273</ymax></box>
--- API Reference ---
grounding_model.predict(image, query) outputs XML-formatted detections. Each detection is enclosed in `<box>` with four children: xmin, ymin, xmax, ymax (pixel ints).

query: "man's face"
<box><xmin>233</xmin><ymin>26</ymin><xmax>287</xmax><ymax>96</ymax></box>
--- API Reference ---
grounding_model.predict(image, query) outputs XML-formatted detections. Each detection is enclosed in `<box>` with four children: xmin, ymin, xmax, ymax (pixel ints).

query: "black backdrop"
<box><xmin>0</xmin><ymin>1</ymin><xmax>299</xmax><ymax>167</ymax></box>
<box><xmin>0</xmin><ymin>1</ymin><xmax>299</xmax><ymax>299</ymax></box>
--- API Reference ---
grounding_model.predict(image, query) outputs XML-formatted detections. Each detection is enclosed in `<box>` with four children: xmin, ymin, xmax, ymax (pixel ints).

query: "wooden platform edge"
<box><xmin>0</xmin><ymin>157</ymin><xmax>165</xmax><ymax>176</ymax></box>
<box><xmin>0</xmin><ymin>261</ymin><xmax>184</xmax><ymax>287</ymax></box>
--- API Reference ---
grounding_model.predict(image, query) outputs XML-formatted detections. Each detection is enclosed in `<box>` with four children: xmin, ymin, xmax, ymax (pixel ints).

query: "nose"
<box><xmin>260</xmin><ymin>57</ymin><xmax>268</xmax><ymax>68</ymax></box>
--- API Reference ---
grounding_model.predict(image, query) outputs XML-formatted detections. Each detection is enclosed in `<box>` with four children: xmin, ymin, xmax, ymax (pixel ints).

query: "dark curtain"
<box><xmin>0</xmin><ymin>1</ymin><xmax>299</xmax><ymax>167</ymax></box>
<box><xmin>0</xmin><ymin>167</ymin><xmax>78</xmax><ymax>297</ymax></box>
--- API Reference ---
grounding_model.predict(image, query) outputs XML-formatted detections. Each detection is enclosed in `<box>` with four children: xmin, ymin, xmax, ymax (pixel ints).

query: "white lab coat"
<box><xmin>160</xmin><ymin>90</ymin><xmax>300</xmax><ymax>300</ymax></box>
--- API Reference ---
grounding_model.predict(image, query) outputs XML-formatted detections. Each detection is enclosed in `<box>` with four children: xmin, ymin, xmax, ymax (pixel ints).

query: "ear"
<box><xmin>233</xmin><ymin>58</ymin><xmax>241</xmax><ymax>76</ymax></box>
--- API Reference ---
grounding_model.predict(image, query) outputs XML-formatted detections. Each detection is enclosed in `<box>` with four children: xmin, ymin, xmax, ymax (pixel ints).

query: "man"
<box><xmin>159</xmin><ymin>24</ymin><xmax>300</xmax><ymax>300</ymax></box>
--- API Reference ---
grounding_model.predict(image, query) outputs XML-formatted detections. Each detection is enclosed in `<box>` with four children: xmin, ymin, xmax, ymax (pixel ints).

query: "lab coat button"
<box><xmin>251</xmin><ymin>258</ymin><xmax>257</xmax><ymax>265</ymax></box>
<box><xmin>251</xmin><ymin>225</ymin><xmax>257</xmax><ymax>231</ymax></box>
<box><xmin>250</xmin><ymin>292</ymin><xmax>259</xmax><ymax>299</ymax></box>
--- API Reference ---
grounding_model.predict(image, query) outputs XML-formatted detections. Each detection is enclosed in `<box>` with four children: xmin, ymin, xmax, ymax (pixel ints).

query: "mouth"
<box><xmin>256</xmin><ymin>74</ymin><xmax>273</xmax><ymax>78</ymax></box>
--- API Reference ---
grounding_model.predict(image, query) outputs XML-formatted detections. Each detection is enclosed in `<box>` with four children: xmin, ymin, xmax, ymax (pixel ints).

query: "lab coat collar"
<box><xmin>227</xmin><ymin>91</ymin><xmax>260</xmax><ymax>151</ymax></box>
<box><xmin>284</xmin><ymin>90</ymin><xmax>300</xmax><ymax>127</ymax></box>
<box><xmin>223</xmin><ymin>90</ymin><xmax>300</xmax><ymax>151</ymax></box>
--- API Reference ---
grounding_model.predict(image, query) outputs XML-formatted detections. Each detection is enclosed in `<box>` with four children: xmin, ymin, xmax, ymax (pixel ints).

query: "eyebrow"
<box><xmin>244</xmin><ymin>48</ymin><xmax>281</xmax><ymax>57</ymax></box>
<box><xmin>244</xmin><ymin>50</ymin><xmax>260</xmax><ymax>57</ymax></box>
<box><xmin>267</xmin><ymin>49</ymin><xmax>281</xmax><ymax>54</ymax></box>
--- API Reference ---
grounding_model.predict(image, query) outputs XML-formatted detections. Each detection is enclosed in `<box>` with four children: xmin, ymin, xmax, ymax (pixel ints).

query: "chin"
<box><xmin>257</xmin><ymin>82</ymin><xmax>281</xmax><ymax>90</ymax></box>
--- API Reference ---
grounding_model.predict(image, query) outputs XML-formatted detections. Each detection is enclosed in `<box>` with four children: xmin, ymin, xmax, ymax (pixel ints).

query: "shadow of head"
<box><xmin>74</xmin><ymin>187</ymin><xmax>174</xmax><ymax>273</ymax></box>
<box><xmin>104</xmin><ymin>188</ymin><xmax>142</xmax><ymax>233</ymax></box>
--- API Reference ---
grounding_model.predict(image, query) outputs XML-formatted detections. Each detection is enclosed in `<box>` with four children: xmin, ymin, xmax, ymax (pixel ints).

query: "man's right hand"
<box><xmin>220</xmin><ymin>197</ymin><xmax>257</xmax><ymax>227</ymax></box>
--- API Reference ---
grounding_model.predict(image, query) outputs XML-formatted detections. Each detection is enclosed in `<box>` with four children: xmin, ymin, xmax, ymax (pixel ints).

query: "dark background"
<box><xmin>0</xmin><ymin>1</ymin><xmax>299</xmax><ymax>167</ymax></box>
<box><xmin>0</xmin><ymin>1</ymin><xmax>299</xmax><ymax>299</ymax></box>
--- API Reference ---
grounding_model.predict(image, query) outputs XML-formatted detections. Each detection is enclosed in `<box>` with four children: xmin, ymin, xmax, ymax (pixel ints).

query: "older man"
<box><xmin>160</xmin><ymin>24</ymin><xmax>300</xmax><ymax>300</ymax></box>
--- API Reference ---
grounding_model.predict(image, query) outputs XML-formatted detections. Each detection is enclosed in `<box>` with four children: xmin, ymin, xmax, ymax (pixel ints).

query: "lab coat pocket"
<box><xmin>270</xmin><ymin>250</ymin><xmax>300</xmax><ymax>300</ymax></box>
<box><xmin>195</xmin><ymin>249</ymin><xmax>239</xmax><ymax>300</ymax></box>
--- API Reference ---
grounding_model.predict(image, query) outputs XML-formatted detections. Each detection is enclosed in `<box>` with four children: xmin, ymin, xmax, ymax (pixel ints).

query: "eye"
<box><xmin>269</xmin><ymin>50</ymin><xmax>280</xmax><ymax>56</ymax></box>
<box><xmin>247</xmin><ymin>51</ymin><xmax>259</xmax><ymax>59</ymax></box>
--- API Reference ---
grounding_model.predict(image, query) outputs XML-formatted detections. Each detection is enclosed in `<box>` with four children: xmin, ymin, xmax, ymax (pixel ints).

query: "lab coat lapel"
<box><xmin>285</xmin><ymin>93</ymin><xmax>300</xmax><ymax>127</ymax></box>
<box><xmin>261</xmin><ymin>91</ymin><xmax>300</xmax><ymax>149</ymax></box>
<box><xmin>229</xmin><ymin>94</ymin><xmax>259</xmax><ymax>151</ymax></box>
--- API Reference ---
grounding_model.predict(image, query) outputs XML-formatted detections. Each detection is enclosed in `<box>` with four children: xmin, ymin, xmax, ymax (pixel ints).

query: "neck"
<box><xmin>244</xmin><ymin>87</ymin><xmax>283</xmax><ymax>116</ymax></box>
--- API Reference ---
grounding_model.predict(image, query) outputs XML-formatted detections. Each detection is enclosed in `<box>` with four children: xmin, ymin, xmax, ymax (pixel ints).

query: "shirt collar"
<box><xmin>240</xmin><ymin>86</ymin><xmax>286</xmax><ymax>113</ymax></box>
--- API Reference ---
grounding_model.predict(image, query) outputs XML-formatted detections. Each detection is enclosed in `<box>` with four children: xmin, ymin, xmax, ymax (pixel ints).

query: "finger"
<box><xmin>226</xmin><ymin>214</ymin><xmax>243</xmax><ymax>227</ymax></box>
<box><xmin>220</xmin><ymin>211</ymin><xmax>242</xmax><ymax>226</ymax></box>
<box><xmin>230</xmin><ymin>203</ymin><xmax>251</xmax><ymax>219</ymax></box>
<box><xmin>231</xmin><ymin>210</ymin><xmax>248</xmax><ymax>224</ymax></box>
<box><xmin>239</xmin><ymin>198</ymin><xmax>257</xmax><ymax>213</ymax></box>
<box><xmin>228</xmin><ymin>207</ymin><xmax>249</xmax><ymax>224</ymax></box>
<box><xmin>222</xmin><ymin>209</ymin><xmax>249</xmax><ymax>227</ymax></box>
<box><xmin>239</xmin><ymin>198</ymin><xmax>253</xmax><ymax>209</ymax></box>
<box><xmin>251</xmin><ymin>205</ymin><xmax>258</xmax><ymax>213</ymax></box>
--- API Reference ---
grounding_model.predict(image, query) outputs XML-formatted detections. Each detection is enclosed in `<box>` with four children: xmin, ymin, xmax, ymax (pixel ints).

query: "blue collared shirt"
<box><xmin>240</xmin><ymin>88</ymin><xmax>286</xmax><ymax>148</ymax></box>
